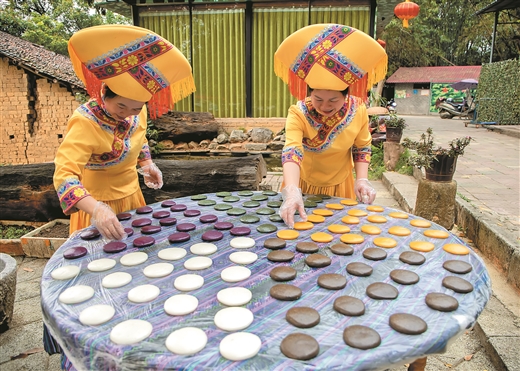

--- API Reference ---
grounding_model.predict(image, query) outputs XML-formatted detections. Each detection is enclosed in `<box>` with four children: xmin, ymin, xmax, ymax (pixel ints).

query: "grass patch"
<box><xmin>0</xmin><ymin>224</ymin><xmax>35</xmax><ymax>239</ymax></box>
<box><xmin>368</xmin><ymin>145</ymin><xmax>414</xmax><ymax>180</ymax></box>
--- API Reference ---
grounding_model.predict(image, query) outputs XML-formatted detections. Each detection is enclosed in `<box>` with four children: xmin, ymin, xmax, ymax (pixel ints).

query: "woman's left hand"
<box><xmin>354</xmin><ymin>178</ymin><xmax>376</xmax><ymax>204</ymax></box>
<box><xmin>138</xmin><ymin>163</ymin><xmax>163</xmax><ymax>189</ymax></box>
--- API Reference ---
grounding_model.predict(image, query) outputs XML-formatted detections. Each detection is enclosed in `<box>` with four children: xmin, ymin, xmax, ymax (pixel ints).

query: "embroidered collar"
<box><xmin>303</xmin><ymin>96</ymin><xmax>349</xmax><ymax>128</ymax></box>
<box><xmin>86</xmin><ymin>98</ymin><xmax>130</xmax><ymax>127</ymax></box>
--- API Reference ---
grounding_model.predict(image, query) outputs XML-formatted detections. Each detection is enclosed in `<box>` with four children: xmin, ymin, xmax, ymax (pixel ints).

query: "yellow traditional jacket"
<box><xmin>53</xmin><ymin>99</ymin><xmax>150</xmax><ymax>214</ymax></box>
<box><xmin>282</xmin><ymin>96</ymin><xmax>371</xmax><ymax>187</ymax></box>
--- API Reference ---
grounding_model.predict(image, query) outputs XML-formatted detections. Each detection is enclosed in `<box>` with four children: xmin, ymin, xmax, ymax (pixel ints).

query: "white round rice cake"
<box><xmin>51</xmin><ymin>265</ymin><xmax>80</xmax><ymax>280</ymax></box>
<box><xmin>87</xmin><ymin>258</ymin><xmax>116</xmax><ymax>272</ymax></box>
<box><xmin>174</xmin><ymin>274</ymin><xmax>204</xmax><ymax>291</ymax></box>
<box><xmin>184</xmin><ymin>256</ymin><xmax>213</xmax><ymax>271</ymax></box>
<box><xmin>217</xmin><ymin>287</ymin><xmax>253</xmax><ymax>306</ymax></box>
<box><xmin>219</xmin><ymin>332</ymin><xmax>262</xmax><ymax>361</ymax></box>
<box><xmin>79</xmin><ymin>304</ymin><xmax>115</xmax><ymax>326</ymax></box>
<box><xmin>128</xmin><ymin>284</ymin><xmax>160</xmax><ymax>303</ymax></box>
<box><xmin>158</xmin><ymin>248</ymin><xmax>187</xmax><ymax>261</ymax></box>
<box><xmin>230</xmin><ymin>237</ymin><xmax>255</xmax><ymax>249</ymax></box>
<box><xmin>102</xmin><ymin>272</ymin><xmax>132</xmax><ymax>289</ymax></box>
<box><xmin>190</xmin><ymin>242</ymin><xmax>218</xmax><ymax>255</ymax></box>
<box><xmin>165</xmin><ymin>327</ymin><xmax>207</xmax><ymax>355</ymax></box>
<box><xmin>214</xmin><ymin>307</ymin><xmax>254</xmax><ymax>331</ymax></box>
<box><xmin>229</xmin><ymin>251</ymin><xmax>258</xmax><ymax>265</ymax></box>
<box><xmin>221</xmin><ymin>266</ymin><xmax>251</xmax><ymax>283</ymax></box>
<box><xmin>120</xmin><ymin>251</ymin><xmax>148</xmax><ymax>266</ymax></box>
<box><xmin>110</xmin><ymin>319</ymin><xmax>152</xmax><ymax>345</ymax></box>
<box><xmin>164</xmin><ymin>294</ymin><xmax>199</xmax><ymax>316</ymax></box>
<box><xmin>143</xmin><ymin>263</ymin><xmax>174</xmax><ymax>278</ymax></box>
<box><xmin>59</xmin><ymin>285</ymin><xmax>94</xmax><ymax>304</ymax></box>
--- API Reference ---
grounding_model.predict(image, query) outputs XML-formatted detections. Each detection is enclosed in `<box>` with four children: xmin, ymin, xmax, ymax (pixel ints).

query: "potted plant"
<box><xmin>402</xmin><ymin>127</ymin><xmax>472</xmax><ymax>181</ymax></box>
<box><xmin>383</xmin><ymin>113</ymin><xmax>408</xmax><ymax>143</ymax></box>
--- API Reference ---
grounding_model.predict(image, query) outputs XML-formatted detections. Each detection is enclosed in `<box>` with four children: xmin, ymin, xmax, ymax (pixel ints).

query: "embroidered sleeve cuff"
<box><xmin>138</xmin><ymin>143</ymin><xmax>152</xmax><ymax>162</ymax></box>
<box><xmin>353</xmin><ymin>146</ymin><xmax>372</xmax><ymax>163</ymax></box>
<box><xmin>56</xmin><ymin>178</ymin><xmax>90</xmax><ymax>215</ymax></box>
<box><xmin>282</xmin><ymin>146</ymin><xmax>304</xmax><ymax>166</ymax></box>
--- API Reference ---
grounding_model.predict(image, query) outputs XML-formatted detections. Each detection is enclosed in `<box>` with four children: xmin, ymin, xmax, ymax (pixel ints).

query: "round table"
<box><xmin>41</xmin><ymin>191</ymin><xmax>491</xmax><ymax>371</ymax></box>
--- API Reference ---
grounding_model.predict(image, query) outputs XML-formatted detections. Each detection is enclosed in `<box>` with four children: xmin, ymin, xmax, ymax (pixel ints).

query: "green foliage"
<box><xmin>477</xmin><ymin>59</ymin><xmax>520</xmax><ymax>124</ymax></box>
<box><xmin>395</xmin><ymin>149</ymin><xmax>414</xmax><ymax>176</ymax></box>
<box><xmin>0</xmin><ymin>0</ymin><xmax>131</xmax><ymax>55</ymax></box>
<box><xmin>402</xmin><ymin>127</ymin><xmax>472</xmax><ymax>169</ymax></box>
<box><xmin>382</xmin><ymin>1</ymin><xmax>519</xmax><ymax>76</ymax></box>
<box><xmin>0</xmin><ymin>224</ymin><xmax>35</xmax><ymax>239</ymax></box>
<box><xmin>146</xmin><ymin>121</ymin><xmax>164</xmax><ymax>158</ymax></box>
<box><xmin>368</xmin><ymin>145</ymin><xmax>385</xmax><ymax>180</ymax></box>
<box><xmin>383</xmin><ymin>113</ymin><xmax>408</xmax><ymax>129</ymax></box>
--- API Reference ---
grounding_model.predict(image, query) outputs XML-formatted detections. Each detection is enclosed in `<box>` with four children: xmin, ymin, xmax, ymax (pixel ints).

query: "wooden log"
<box><xmin>0</xmin><ymin>156</ymin><xmax>267</xmax><ymax>222</ymax></box>
<box><xmin>152</xmin><ymin>111</ymin><xmax>220</xmax><ymax>143</ymax></box>
<box><xmin>141</xmin><ymin>157</ymin><xmax>267</xmax><ymax>204</ymax></box>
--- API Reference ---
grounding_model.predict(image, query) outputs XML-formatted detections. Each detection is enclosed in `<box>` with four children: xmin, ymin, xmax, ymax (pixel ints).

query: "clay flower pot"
<box><xmin>386</xmin><ymin>127</ymin><xmax>403</xmax><ymax>143</ymax></box>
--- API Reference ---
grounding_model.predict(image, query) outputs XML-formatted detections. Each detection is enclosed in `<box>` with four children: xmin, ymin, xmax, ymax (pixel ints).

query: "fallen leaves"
<box><xmin>10</xmin><ymin>347</ymin><xmax>44</xmax><ymax>360</ymax></box>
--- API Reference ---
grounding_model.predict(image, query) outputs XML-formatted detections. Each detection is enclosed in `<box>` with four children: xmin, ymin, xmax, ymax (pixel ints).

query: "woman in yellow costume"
<box><xmin>275</xmin><ymin>24</ymin><xmax>387</xmax><ymax>228</ymax></box>
<box><xmin>53</xmin><ymin>25</ymin><xmax>195</xmax><ymax>241</ymax></box>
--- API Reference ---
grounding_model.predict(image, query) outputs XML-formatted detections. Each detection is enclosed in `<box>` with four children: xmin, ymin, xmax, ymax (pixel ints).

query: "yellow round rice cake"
<box><xmin>388</xmin><ymin>226</ymin><xmax>411</xmax><ymax>236</ymax></box>
<box><xmin>367</xmin><ymin>215</ymin><xmax>387</xmax><ymax>223</ymax></box>
<box><xmin>341</xmin><ymin>216</ymin><xmax>360</xmax><ymax>224</ymax></box>
<box><xmin>327</xmin><ymin>224</ymin><xmax>351</xmax><ymax>234</ymax></box>
<box><xmin>340</xmin><ymin>234</ymin><xmax>364</xmax><ymax>244</ymax></box>
<box><xmin>388</xmin><ymin>212</ymin><xmax>409</xmax><ymax>219</ymax></box>
<box><xmin>443</xmin><ymin>243</ymin><xmax>470</xmax><ymax>255</ymax></box>
<box><xmin>347</xmin><ymin>209</ymin><xmax>368</xmax><ymax>217</ymax></box>
<box><xmin>361</xmin><ymin>225</ymin><xmax>382</xmax><ymax>235</ymax></box>
<box><xmin>373</xmin><ymin>237</ymin><xmax>398</xmax><ymax>248</ymax></box>
<box><xmin>325</xmin><ymin>203</ymin><xmax>344</xmax><ymax>210</ymax></box>
<box><xmin>424</xmin><ymin>229</ymin><xmax>450</xmax><ymax>239</ymax></box>
<box><xmin>340</xmin><ymin>199</ymin><xmax>358</xmax><ymax>206</ymax></box>
<box><xmin>311</xmin><ymin>232</ymin><xmax>334</xmax><ymax>243</ymax></box>
<box><xmin>293</xmin><ymin>221</ymin><xmax>314</xmax><ymax>231</ymax></box>
<box><xmin>409</xmin><ymin>241</ymin><xmax>435</xmax><ymax>252</ymax></box>
<box><xmin>307</xmin><ymin>214</ymin><xmax>325</xmax><ymax>223</ymax></box>
<box><xmin>410</xmin><ymin>219</ymin><xmax>431</xmax><ymax>228</ymax></box>
<box><xmin>277</xmin><ymin>230</ymin><xmax>299</xmax><ymax>240</ymax></box>
<box><xmin>366</xmin><ymin>205</ymin><xmax>384</xmax><ymax>212</ymax></box>
<box><xmin>313</xmin><ymin>209</ymin><xmax>334</xmax><ymax>217</ymax></box>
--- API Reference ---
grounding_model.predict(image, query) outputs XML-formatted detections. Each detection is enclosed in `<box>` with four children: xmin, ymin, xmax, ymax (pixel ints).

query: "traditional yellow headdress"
<box><xmin>274</xmin><ymin>24</ymin><xmax>387</xmax><ymax>100</ymax></box>
<box><xmin>68</xmin><ymin>25</ymin><xmax>195</xmax><ymax>118</ymax></box>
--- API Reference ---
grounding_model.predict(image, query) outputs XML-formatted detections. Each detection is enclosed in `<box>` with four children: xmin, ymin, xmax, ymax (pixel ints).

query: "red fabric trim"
<box><xmin>288</xmin><ymin>70</ymin><xmax>307</xmax><ymax>101</ymax></box>
<box><xmin>82</xmin><ymin>64</ymin><xmax>102</xmax><ymax>103</ymax></box>
<box><xmin>348</xmin><ymin>74</ymin><xmax>368</xmax><ymax>99</ymax></box>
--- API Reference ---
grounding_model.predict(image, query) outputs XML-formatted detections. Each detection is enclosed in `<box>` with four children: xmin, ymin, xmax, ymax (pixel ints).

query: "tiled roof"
<box><xmin>386</xmin><ymin>66</ymin><xmax>482</xmax><ymax>84</ymax></box>
<box><xmin>0</xmin><ymin>31</ymin><xmax>84</xmax><ymax>89</ymax></box>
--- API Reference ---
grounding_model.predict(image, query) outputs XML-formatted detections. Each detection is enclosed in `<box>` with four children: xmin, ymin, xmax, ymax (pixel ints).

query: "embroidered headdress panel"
<box><xmin>68</xmin><ymin>25</ymin><xmax>195</xmax><ymax>118</ymax></box>
<box><xmin>274</xmin><ymin>24</ymin><xmax>387</xmax><ymax>100</ymax></box>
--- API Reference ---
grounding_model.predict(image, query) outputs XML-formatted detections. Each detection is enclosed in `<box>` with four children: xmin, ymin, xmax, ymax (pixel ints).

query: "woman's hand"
<box><xmin>138</xmin><ymin>163</ymin><xmax>163</xmax><ymax>189</ymax></box>
<box><xmin>279</xmin><ymin>185</ymin><xmax>307</xmax><ymax>228</ymax></box>
<box><xmin>91</xmin><ymin>201</ymin><xmax>126</xmax><ymax>240</ymax></box>
<box><xmin>354</xmin><ymin>178</ymin><xmax>376</xmax><ymax>204</ymax></box>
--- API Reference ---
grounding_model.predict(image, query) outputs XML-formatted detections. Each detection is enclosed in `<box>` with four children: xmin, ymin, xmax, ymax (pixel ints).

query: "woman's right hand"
<box><xmin>279</xmin><ymin>185</ymin><xmax>307</xmax><ymax>228</ymax></box>
<box><xmin>91</xmin><ymin>201</ymin><xmax>126</xmax><ymax>240</ymax></box>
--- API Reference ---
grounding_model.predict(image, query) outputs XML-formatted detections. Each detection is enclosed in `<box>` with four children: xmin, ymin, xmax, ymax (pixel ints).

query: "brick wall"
<box><xmin>216</xmin><ymin>118</ymin><xmax>286</xmax><ymax>135</ymax></box>
<box><xmin>0</xmin><ymin>57</ymin><xmax>80</xmax><ymax>165</ymax></box>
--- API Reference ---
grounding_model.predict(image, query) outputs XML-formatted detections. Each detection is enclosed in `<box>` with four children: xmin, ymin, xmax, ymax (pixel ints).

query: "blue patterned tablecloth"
<box><xmin>41</xmin><ymin>191</ymin><xmax>491</xmax><ymax>371</ymax></box>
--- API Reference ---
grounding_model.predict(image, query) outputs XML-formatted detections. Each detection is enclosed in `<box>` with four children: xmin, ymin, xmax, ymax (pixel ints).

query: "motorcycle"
<box><xmin>435</xmin><ymin>96</ymin><xmax>476</xmax><ymax>119</ymax></box>
<box><xmin>386</xmin><ymin>99</ymin><xmax>397</xmax><ymax>113</ymax></box>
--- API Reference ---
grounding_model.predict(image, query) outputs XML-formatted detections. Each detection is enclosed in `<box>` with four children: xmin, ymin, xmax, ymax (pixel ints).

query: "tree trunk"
<box><xmin>0</xmin><ymin>156</ymin><xmax>267</xmax><ymax>222</ymax></box>
<box><xmin>152</xmin><ymin>111</ymin><xmax>220</xmax><ymax>143</ymax></box>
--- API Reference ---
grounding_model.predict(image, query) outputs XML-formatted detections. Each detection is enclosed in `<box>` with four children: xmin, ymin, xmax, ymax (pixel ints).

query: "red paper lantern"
<box><xmin>394</xmin><ymin>0</ymin><xmax>420</xmax><ymax>28</ymax></box>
